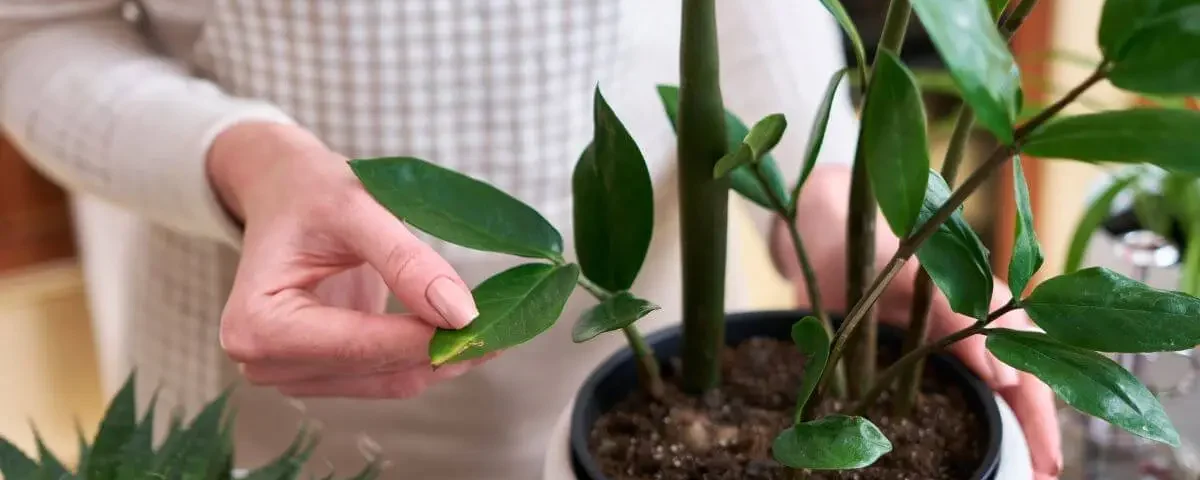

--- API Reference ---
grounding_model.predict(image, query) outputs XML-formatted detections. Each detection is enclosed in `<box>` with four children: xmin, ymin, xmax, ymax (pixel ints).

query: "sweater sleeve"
<box><xmin>716</xmin><ymin>0</ymin><xmax>860</xmax><ymax>239</ymax></box>
<box><xmin>0</xmin><ymin>0</ymin><xmax>296</xmax><ymax>247</ymax></box>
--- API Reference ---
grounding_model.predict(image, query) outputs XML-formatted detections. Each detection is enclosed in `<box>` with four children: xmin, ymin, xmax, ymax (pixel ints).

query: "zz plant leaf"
<box><xmin>657</xmin><ymin>85</ymin><xmax>790</xmax><ymax>210</ymax></box>
<box><xmin>572</xmin><ymin>292</ymin><xmax>660</xmax><ymax>343</ymax></box>
<box><xmin>715</xmin><ymin>114</ymin><xmax>787</xmax><ymax>180</ymax></box>
<box><xmin>915</xmin><ymin>170</ymin><xmax>993</xmax><ymax>320</ymax></box>
<box><xmin>792</xmin><ymin>68</ymin><xmax>849</xmax><ymax>207</ymax></box>
<box><xmin>911</xmin><ymin>0</ymin><xmax>1021</xmax><ymax>142</ymax></box>
<box><xmin>352</xmin><ymin>157</ymin><xmax>564</xmax><ymax>262</ymax></box>
<box><xmin>429</xmin><ymin>263</ymin><xmax>580</xmax><ymax>366</ymax></box>
<box><xmin>818</xmin><ymin>0</ymin><xmax>867</xmax><ymax>87</ymax></box>
<box><xmin>791</xmin><ymin>316</ymin><xmax>830</xmax><ymax>417</ymax></box>
<box><xmin>987</xmin><ymin>329</ymin><xmax>1179</xmax><ymax>446</ymax></box>
<box><xmin>1099</xmin><ymin>0</ymin><xmax>1200</xmax><ymax>95</ymax></box>
<box><xmin>1023</xmin><ymin>109</ymin><xmax>1200</xmax><ymax>174</ymax></box>
<box><xmin>861</xmin><ymin>50</ymin><xmax>930</xmax><ymax>237</ymax></box>
<box><xmin>1023</xmin><ymin>267</ymin><xmax>1200</xmax><ymax>353</ymax></box>
<box><xmin>574</xmin><ymin>88</ymin><xmax>655</xmax><ymax>292</ymax></box>
<box><xmin>1008</xmin><ymin>157</ymin><xmax>1044</xmax><ymax>296</ymax></box>
<box><xmin>772</xmin><ymin>415</ymin><xmax>892</xmax><ymax>470</ymax></box>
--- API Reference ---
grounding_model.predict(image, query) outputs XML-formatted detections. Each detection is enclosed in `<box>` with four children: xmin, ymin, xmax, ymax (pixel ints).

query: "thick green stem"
<box><xmin>894</xmin><ymin>108</ymin><xmax>975</xmax><ymax>416</ymax></box>
<box><xmin>749</xmin><ymin>165</ymin><xmax>847</xmax><ymax>399</ymax></box>
<box><xmin>817</xmin><ymin>65</ymin><xmax>1108</xmax><ymax>397</ymax></box>
<box><xmin>577</xmin><ymin>277</ymin><xmax>665</xmax><ymax>399</ymax></box>
<box><xmin>851</xmin><ymin>301</ymin><xmax>1019</xmax><ymax>415</ymax></box>
<box><xmin>677</xmin><ymin>0</ymin><xmax>730</xmax><ymax>394</ymax></box>
<box><xmin>844</xmin><ymin>0</ymin><xmax>912</xmax><ymax>400</ymax></box>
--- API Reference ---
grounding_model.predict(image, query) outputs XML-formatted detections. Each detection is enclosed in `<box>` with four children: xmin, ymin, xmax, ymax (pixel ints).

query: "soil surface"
<box><xmin>589</xmin><ymin>337</ymin><xmax>986</xmax><ymax>479</ymax></box>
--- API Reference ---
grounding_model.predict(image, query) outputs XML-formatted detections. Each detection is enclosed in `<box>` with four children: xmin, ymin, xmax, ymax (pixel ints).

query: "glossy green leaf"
<box><xmin>772</xmin><ymin>415</ymin><xmax>891</xmax><ymax>470</ymax></box>
<box><xmin>915</xmin><ymin>171</ymin><xmax>993</xmax><ymax>320</ymax></box>
<box><xmin>573</xmin><ymin>88</ymin><xmax>654</xmax><ymax>292</ymax></box>
<box><xmin>572</xmin><ymin>292</ymin><xmax>660</xmax><ymax>343</ymax></box>
<box><xmin>1025</xmin><ymin>267</ymin><xmax>1200</xmax><ymax>353</ymax></box>
<box><xmin>819</xmin><ymin>0</ymin><xmax>867</xmax><ymax>83</ymax></box>
<box><xmin>657</xmin><ymin>85</ymin><xmax>790</xmax><ymax>210</ymax></box>
<box><xmin>791</xmin><ymin>316</ymin><xmax>830</xmax><ymax>415</ymax></box>
<box><xmin>1024</xmin><ymin>109</ymin><xmax>1200</xmax><ymax>174</ymax></box>
<box><xmin>1100</xmin><ymin>0</ymin><xmax>1200</xmax><ymax>95</ymax></box>
<box><xmin>988</xmin><ymin>0</ymin><xmax>1011</xmax><ymax>18</ymax></box>
<box><xmin>1009</xmin><ymin>157</ymin><xmax>1044</xmax><ymax>297</ymax></box>
<box><xmin>0</xmin><ymin>437</ymin><xmax>37</xmax><ymax>479</ymax></box>
<box><xmin>912</xmin><ymin>0</ymin><xmax>1021</xmax><ymax>142</ymax></box>
<box><xmin>116</xmin><ymin>391</ymin><xmax>158</xmax><ymax>479</ymax></box>
<box><xmin>713</xmin><ymin>144</ymin><xmax>754</xmax><ymax>180</ymax></box>
<box><xmin>88</xmin><ymin>374</ymin><xmax>137</xmax><ymax>479</ymax></box>
<box><xmin>743</xmin><ymin>114</ymin><xmax>788</xmax><ymax>161</ymax></box>
<box><xmin>861</xmin><ymin>51</ymin><xmax>930</xmax><ymax>237</ymax></box>
<box><xmin>1063</xmin><ymin>173</ymin><xmax>1137</xmax><ymax>273</ymax></box>
<box><xmin>430</xmin><ymin>263</ymin><xmax>579</xmax><ymax>365</ymax></box>
<box><xmin>987</xmin><ymin>329</ymin><xmax>1179</xmax><ymax>445</ymax></box>
<box><xmin>174</xmin><ymin>390</ymin><xmax>232</xmax><ymax>479</ymax></box>
<box><xmin>791</xmin><ymin>69</ymin><xmax>849</xmax><ymax>207</ymax></box>
<box><xmin>352</xmin><ymin>157</ymin><xmax>564</xmax><ymax>262</ymax></box>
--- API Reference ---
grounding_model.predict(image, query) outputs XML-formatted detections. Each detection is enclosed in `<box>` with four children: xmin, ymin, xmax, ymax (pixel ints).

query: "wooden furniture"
<box><xmin>0</xmin><ymin>135</ymin><xmax>76</xmax><ymax>273</ymax></box>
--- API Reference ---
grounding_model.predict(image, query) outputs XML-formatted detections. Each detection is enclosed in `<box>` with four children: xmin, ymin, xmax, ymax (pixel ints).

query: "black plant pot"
<box><xmin>568</xmin><ymin>310</ymin><xmax>1003</xmax><ymax>479</ymax></box>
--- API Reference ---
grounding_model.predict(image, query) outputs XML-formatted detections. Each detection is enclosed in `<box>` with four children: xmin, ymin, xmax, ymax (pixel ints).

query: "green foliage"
<box><xmin>987</xmin><ymin>329</ymin><xmax>1179</xmax><ymax>446</ymax></box>
<box><xmin>1100</xmin><ymin>0</ymin><xmax>1200</xmax><ymax>95</ymax></box>
<box><xmin>911</xmin><ymin>0</ymin><xmax>1021</xmax><ymax>141</ymax></box>
<box><xmin>1023</xmin><ymin>109</ymin><xmax>1200</xmax><ymax>174</ymax></box>
<box><xmin>861</xmin><ymin>51</ymin><xmax>930</xmax><ymax>237</ymax></box>
<box><xmin>429</xmin><ymin>263</ymin><xmax>580</xmax><ymax>366</ymax></box>
<box><xmin>818</xmin><ymin>0</ymin><xmax>867</xmax><ymax>86</ymax></box>
<box><xmin>657</xmin><ymin>85</ymin><xmax>790</xmax><ymax>210</ymax></box>
<box><xmin>914</xmin><ymin>171</ymin><xmax>994</xmax><ymax>320</ymax></box>
<box><xmin>1063</xmin><ymin>173</ymin><xmax>1138</xmax><ymax>273</ymax></box>
<box><xmin>351</xmin><ymin>157</ymin><xmax>564</xmax><ymax>262</ymax></box>
<box><xmin>713</xmin><ymin>114</ymin><xmax>787</xmax><ymax>180</ymax></box>
<box><xmin>1008</xmin><ymin>157</ymin><xmax>1045</xmax><ymax>296</ymax></box>
<box><xmin>772</xmin><ymin>415</ymin><xmax>892</xmax><ymax>470</ymax></box>
<box><xmin>790</xmin><ymin>316</ymin><xmax>830</xmax><ymax>417</ymax></box>
<box><xmin>1023</xmin><ymin>267</ymin><xmax>1200</xmax><ymax>353</ymax></box>
<box><xmin>988</xmin><ymin>0</ymin><xmax>1011</xmax><ymax>18</ymax></box>
<box><xmin>572</xmin><ymin>292</ymin><xmax>660</xmax><ymax>343</ymax></box>
<box><xmin>0</xmin><ymin>374</ymin><xmax>370</xmax><ymax>480</ymax></box>
<box><xmin>791</xmin><ymin>69</ymin><xmax>850</xmax><ymax>208</ymax></box>
<box><xmin>573</xmin><ymin>88</ymin><xmax>655</xmax><ymax>292</ymax></box>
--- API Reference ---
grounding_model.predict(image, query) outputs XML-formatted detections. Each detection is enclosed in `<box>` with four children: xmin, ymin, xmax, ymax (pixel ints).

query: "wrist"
<box><xmin>207</xmin><ymin>122</ymin><xmax>328</xmax><ymax>221</ymax></box>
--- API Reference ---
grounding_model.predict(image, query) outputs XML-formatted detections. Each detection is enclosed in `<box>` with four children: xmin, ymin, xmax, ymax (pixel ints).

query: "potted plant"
<box><xmin>0</xmin><ymin>374</ymin><xmax>380</xmax><ymax>479</ymax></box>
<box><xmin>349</xmin><ymin>0</ymin><xmax>1200</xmax><ymax>477</ymax></box>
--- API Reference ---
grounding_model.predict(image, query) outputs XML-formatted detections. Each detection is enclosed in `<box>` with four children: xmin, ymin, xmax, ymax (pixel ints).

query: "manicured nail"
<box><xmin>426</xmin><ymin>276</ymin><xmax>479</xmax><ymax>329</ymax></box>
<box><xmin>990</xmin><ymin>356</ymin><xmax>1020</xmax><ymax>387</ymax></box>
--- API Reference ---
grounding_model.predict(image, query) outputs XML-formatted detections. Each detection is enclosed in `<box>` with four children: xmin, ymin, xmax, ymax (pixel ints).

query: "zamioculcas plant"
<box><xmin>0</xmin><ymin>374</ymin><xmax>380</xmax><ymax>479</ymax></box>
<box><xmin>351</xmin><ymin>0</ymin><xmax>1200</xmax><ymax>476</ymax></box>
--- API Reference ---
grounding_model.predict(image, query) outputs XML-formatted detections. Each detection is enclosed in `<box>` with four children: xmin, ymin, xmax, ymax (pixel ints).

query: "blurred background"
<box><xmin>0</xmin><ymin>0</ymin><xmax>1195</xmax><ymax>478</ymax></box>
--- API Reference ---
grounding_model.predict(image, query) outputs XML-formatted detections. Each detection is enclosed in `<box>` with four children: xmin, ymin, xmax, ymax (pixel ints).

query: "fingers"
<box><xmin>337</xmin><ymin>196</ymin><xmax>479</xmax><ymax>330</ymax></box>
<box><xmin>1000</xmin><ymin>372</ymin><xmax>1064</xmax><ymax>480</ymax></box>
<box><xmin>221</xmin><ymin>290</ymin><xmax>434</xmax><ymax>368</ymax></box>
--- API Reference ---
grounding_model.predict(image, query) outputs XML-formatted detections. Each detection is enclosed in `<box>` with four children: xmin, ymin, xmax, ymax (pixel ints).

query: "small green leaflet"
<box><xmin>429</xmin><ymin>263</ymin><xmax>579</xmax><ymax>365</ymax></box>
<box><xmin>914</xmin><ymin>171</ymin><xmax>993</xmax><ymax>320</ymax></box>
<box><xmin>572</xmin><ymin>292</ymin><xmax>660</xmax><ymax>343</ymax></box>
<box><xmin>1023</xmin><ymin>109</ymin><xmax>1200</xmax><ymax>175</ymax></box>
<box><xmin>1008</xmin><ymin>157</ymin><xmax>1044</xmax><ymax>296</ymax></box>
<box><xmin>792</xmin><ymin>69</ymin><xmax>849</xmax><ymax>207</ymax></box>
<box><xmin>861</xmin><ymin>50</ymin><xmax>930</xmax><ymax>237</ymax></box>
<box><xmin>791</xmin><ymin>316</ymin><xmax>830</xmax><ymax>417</ymax></box>
<box><xmin>772</xmin><ymin>415</ymin><xmax>891</xmax><ymax>470</ymax></box>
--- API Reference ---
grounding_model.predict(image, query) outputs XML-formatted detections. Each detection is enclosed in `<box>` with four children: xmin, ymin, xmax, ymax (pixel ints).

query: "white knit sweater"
<box><xmin>0</xmin><ymin>0</ymin><xmax>856</xmax><ymax>477</ymax></box>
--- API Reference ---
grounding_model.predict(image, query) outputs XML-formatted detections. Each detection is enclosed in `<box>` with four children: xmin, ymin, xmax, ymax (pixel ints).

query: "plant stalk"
<box><xmin>817</xmin><ymin>64</ymin><xmax>1109</xmax><ymax>397</ymax></box>
<box><xmin>844</xmin><ymin>0</ymin><xmax>913</xmax><ymax>399</ymax></box>
<box><xmin>894</xmin><ymin>108</ymin><xmax>975</xmax><ymax>416</ymax></box>
<box><xmin>851</xmin><ymin>301</ymin><xmax>1019</xmax><ymax>414</ymax></box>
<box><xmin>749</xmin><ymin>165</ymin><xmax>847</xmax><ymax>398</ymax></box>
<box><xmin>577</xmin><ymin>277</ymin><xmax>665</xmax><ymax>399</ymax></box>
<box><xmin>677</xmin><ymin>0</ymin><xmax>730</xmax><ymax>394</ymax></box>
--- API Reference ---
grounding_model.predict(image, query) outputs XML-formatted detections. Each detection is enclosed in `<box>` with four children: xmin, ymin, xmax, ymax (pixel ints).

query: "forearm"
<box><xmin>1</xmin><ymin>12</ymin><xmax>294</xmax><ymax>246</ymax></box>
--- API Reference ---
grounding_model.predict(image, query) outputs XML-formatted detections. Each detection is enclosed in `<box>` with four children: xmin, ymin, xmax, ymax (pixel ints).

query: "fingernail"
<box><xmin>990</xmin><ymin>356</ymin><xmax>1020</xmax><ymax>387</ymax></box>
<box><xmin>426</xmin><ymin>276</ymin><xmax>479</xmax><ymax>329</ymax></box>
<box><xmin>439</xmin><ymin>362</ymin><xmax>473</xmax><ymax>379</ymax></box>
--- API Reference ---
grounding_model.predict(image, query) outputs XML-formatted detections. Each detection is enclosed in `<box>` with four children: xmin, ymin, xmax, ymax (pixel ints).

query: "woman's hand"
<box><xmin>771</xmin><ymin>165</ymin><xmax>1063</xmax><ymax>480</ymax></box>
<box><xmin>206</xmin><ymin>122</ymin><xmax>486</xmax><ymax>398</ymax></box>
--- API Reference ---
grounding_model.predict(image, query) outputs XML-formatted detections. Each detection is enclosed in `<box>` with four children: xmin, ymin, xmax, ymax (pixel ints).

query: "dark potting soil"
<box><xmin>589</xmin><ymin>337</ymin><xmax>985</xmax><ymax>480</ymax></box>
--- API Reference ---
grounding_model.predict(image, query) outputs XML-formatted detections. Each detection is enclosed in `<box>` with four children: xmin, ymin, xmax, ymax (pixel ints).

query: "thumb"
<box><xmin>339</xmin><ymin>195</ymin><xmax>479</xmax><ymax>330</ymax></box>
